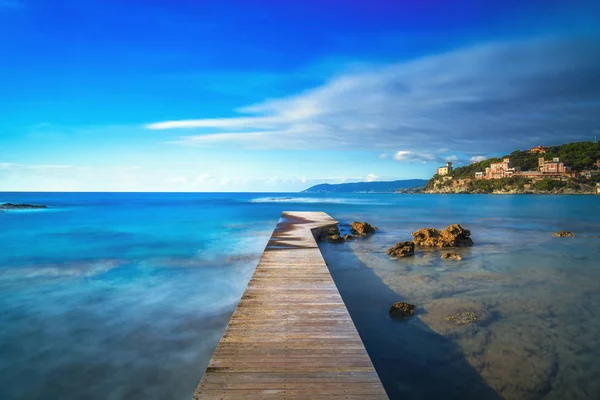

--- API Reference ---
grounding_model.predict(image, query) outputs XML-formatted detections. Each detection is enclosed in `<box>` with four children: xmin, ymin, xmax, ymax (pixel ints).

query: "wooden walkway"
<box><xmin>194</xmin><ymin>211</ymin><xmax>388</xmax><ymax>399</ymax></box>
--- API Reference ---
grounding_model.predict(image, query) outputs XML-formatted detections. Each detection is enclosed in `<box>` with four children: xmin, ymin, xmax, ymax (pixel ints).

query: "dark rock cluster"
<box><xmin>389</xmin><ymin>302</ymin><xmax>415</xmax><ymax>318</ymax></box>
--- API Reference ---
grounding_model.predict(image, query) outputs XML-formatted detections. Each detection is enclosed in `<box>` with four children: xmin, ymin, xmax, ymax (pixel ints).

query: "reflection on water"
<box><xmin>322</xmin><ymin>203</ymin><xmax>600</xmax><ymax>400</ymax></box>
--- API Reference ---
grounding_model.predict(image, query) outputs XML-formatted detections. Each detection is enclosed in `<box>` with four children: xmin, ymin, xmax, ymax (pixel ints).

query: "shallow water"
<box><xmin>1</xmin><ymin>193</ymin><xmax>599</xmax><ymax>399</ymax></box>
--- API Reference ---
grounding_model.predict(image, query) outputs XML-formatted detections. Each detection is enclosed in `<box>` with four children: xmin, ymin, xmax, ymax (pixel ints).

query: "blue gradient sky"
<box><xmin>1</xmin><ymin>0</ymin><xmax>599</xmax><ymax>191</ymax></box>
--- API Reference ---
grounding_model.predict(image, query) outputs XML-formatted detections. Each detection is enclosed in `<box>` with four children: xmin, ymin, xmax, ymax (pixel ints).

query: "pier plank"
<box><xmin>193</xmin><ymin>212</ymin><xmax>388</xmax><ymax>399</ymax></box>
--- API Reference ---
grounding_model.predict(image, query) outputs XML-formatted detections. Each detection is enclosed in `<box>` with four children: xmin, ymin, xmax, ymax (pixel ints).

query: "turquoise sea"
<box><xmin>1</xmin><ymin>192</ymin><xmax>600</xmax><ymax>400</ymax></box>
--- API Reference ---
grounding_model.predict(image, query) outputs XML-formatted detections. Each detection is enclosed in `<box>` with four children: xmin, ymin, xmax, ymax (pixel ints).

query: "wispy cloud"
<box><xmin>148</xmin><ymin>36</ymin><xmax>600</xmax><ymax>154</ymax></box>
<box><xmin>470</xmin><ymin>155</ymin><xmax>487</xmax><ymax>163</ymax></box>
<box><xmin>366</xmin><ymin>173</ymin><xmax>379</xmax><ymax>182</ymax></box>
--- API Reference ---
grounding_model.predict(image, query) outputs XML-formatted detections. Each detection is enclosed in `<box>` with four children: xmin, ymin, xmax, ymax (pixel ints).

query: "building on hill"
<box><xmin>476</xmin><ymin>157</ymin><xmax>519</xmax><ymax>179</ymax></box>
<box><xmin>538</xmin><ymin>157</ymin><xmax>570</xmax><ymax>174</ymax></box>
<box><xmin>436</xmin><ymin>162</ymin><xmax>453</xmax><ymax>176</ymax></box>
<box><xmin>529</xmin><ymin>145</ymin><xmax>548</xmax><ymax>154</ymax></box>
<box><xmin>474</xmin><ymin>156</ymin><xmax>571</xmax><ymax>181</ymax></box>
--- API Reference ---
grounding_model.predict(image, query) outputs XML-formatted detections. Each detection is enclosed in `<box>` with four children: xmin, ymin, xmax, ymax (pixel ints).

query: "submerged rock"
<box><xmin>445</xmin><ymin>311</ymin><xmax>480</xmax><ymax>324</ymax></box>
<box><xmin>351</xmin><ymin>221</ymin><xmax>377</xmax><ymax>235</ymax></box>
<box><xmin>327</xmin><ymin>234</ymin><xmax>345</xmax><ymax>243</ymax></box>
<box><xmin>386</xmin><ymin>242</ymin><xmax>415</xmax><ymax>258</ymax></box>
<box><xmin>412</xmin><ymin>224</ymin><xmax>473</xmax><ymax>247</ymax></box>
<box><xmin>441</xmin><ymin>252</ymin><xmax>463</xmax><ymax>260</ymax></box>
<box><xmin>389</xmin><ymin>302</ymin><xmax>415</xmax><ymax>317</ymax></box>
<box><xmin>0</xmin><ymin>203</ymin><xmax>47</xmax><ymax>210</ymax></box>
<box><xmin>551</xmin><ymin>230</ymin><xmax>575</xmax><ymax>238</ymax></box>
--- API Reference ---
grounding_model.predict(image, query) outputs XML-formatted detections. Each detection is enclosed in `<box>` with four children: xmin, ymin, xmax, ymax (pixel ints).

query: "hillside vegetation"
<box><xmin>424</xmin><ymin>141</ymin><xmax>600</xmax><ymax>194</ymax></box>
<box><xmin>452</xmin><ymin>141</ymin><xmax>600</xmax><ymax>179</ymax></box>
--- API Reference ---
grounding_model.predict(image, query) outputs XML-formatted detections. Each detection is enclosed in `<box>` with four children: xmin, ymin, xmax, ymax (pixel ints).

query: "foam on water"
<box><xmin>248</xmin><ymin>196</ymin><xmax>392</xmax><ymax>205</ymax></box>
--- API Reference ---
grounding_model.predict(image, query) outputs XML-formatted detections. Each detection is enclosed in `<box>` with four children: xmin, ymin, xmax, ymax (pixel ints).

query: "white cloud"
<box><xmin>470</xmin><ymin>155</ymin><xmax>487</xmax><ymax>163</ymax></box>
<box><xmin>148</xmin><ymin>36</ymin><xmax>600</xmax><ymax>155</ymax></box>
<box><xmin>393</xmin><ymin>151</ymin><xmax>438</xmax><ymax>163</ymax></box>
<box><xmin>366</xmin><ymin>173</ymin><xmax>379</xmax><ymax>182</ymax></box>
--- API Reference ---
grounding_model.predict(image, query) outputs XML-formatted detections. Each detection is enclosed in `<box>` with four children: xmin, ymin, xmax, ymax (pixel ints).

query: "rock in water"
<box><xmin>441</xmin><ymin>252</ymin><xmax>463</xmax><ymax>260</ymax></box>
<box><xmin>412</xmin><ymin>224</ymin><xmax>473</xmax><ymax>247</ymax></box>
<box><xmin>0</xmin><ymin>203</ymin><xmax>47</xmax><ymax>210</ymax></box>
<box><xmin>386</xmin><ymin>242</ymin><xmax>415</xmax><ymax>257</ymax></box>
<box><xmin>389</xmin><ymin>302</ymin><xmax>415</xmax><ymax>317</ymax></box>
<box><xmin>314</xmin><ymin>225</ymin><xmax>343</xmax><ymax>242</ymax></box>
<box><xmin>342</xmin><ymin>234</ymin><xmax>354</xmax><ymax>241</ymax></box>
<box><xmin>351</xmin><ymin>221</ymin><xmax>377</xmax><ymax>235</ymax></box>
<box><xmin>327</xmin><ymin>234</ymin><xmax>345</xmax><ymax>243</ymax></box>
<box><xmin>551</xmin><ymin>230</ymin><xmax>575</xmax><ymax>237</ymax></box>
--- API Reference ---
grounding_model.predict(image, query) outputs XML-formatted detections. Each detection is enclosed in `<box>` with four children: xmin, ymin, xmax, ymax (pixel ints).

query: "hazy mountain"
<box><xmin>301</xmin><ymin>179</ymin><xmax>428</xmax><ymax>193</ymax></box>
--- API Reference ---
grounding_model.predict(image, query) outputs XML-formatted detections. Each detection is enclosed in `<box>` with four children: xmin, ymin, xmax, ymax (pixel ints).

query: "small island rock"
<box><xmin>351</xmin><ymin>221</ymin><xmax>377</xmax><ymax>235</ymax></box>
<box><xmin>441</xmin><ymin>252</ymin><xmax>463</xmax><ymax>260</ymax></box>
<box><xmin>0</xmin><ymin>203</ymin><xmax>47</xmax><ymax>210</ymax></box>
<box><xmin>386</xmin><ymin>242</ymin><xmax>415</xmax><ymax>258</ymax></box>
<box><xmin>412</xmin><ymin>224</ymin><xmax>473</xmax><ymax>247</ymax></box>
<box><xmin>551</xmin><ymin>230</ymin><xmax>575</xmax><ymax>238</ymax></box>
<box><xmin>389</xmin><ymin>302</ymin><xmax>415</xmax><ymax>318</ymax></box>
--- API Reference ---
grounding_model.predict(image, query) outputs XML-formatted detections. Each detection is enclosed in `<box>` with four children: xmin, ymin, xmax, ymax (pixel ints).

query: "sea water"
<box><xmin>1</xmin><ymin>193</ymin><xmax>599</xmax><ymax>399</ymax></box>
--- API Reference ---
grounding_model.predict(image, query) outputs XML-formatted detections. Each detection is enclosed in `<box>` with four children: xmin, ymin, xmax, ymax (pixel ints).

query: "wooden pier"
<box><xmin>194</xmin><ymin>211</ymin><xmax>388</xmax><ymax>399</ymax></box>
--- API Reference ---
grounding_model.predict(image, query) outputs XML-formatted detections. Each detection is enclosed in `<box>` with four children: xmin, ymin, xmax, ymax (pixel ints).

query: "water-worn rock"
<box><xmin>351</xmin><ymin>221</ymin><xmax>377</xmax><ymax>235</ymax></box>
<box><xmin>0</xmin><ymin>203</ymin><xmax>47</xmax><ymax>210</ymax></box>
<box><xmin>412</xmin><ymin>224</ymin><xmax>473</xmax><ymax>247</ymax></box>
<box><xmin>441</xmin><ymin>252</ymin><xmax>463</xmax><ymax>260</ymax></box>
<box><xmin>314</xmin><ymin>225</ymin><xmax>342</xmax><ymax>242</ymax></box>
<box><xmin>327</xmin><ymin>234</ymin><xmax>345</xmax><ymax>243</ymax></box>
<box><xmin>386</xmin><ymin>242</ymin><xmax>415</xmax><ymax>258</ymax></box>
<box><xmin>551</xmin><ymin>230</ymin><xmax>575</xmax><ymax>238</ymax></box>
<box><xmin>343</xmin><ymin>234</ymin><xmax>354</xmax><ymax>241</ymax></box>
<box><xmin>389</xmin><ymin>302</ymin><xmax>415</xmax><ymax>317</ymax></box>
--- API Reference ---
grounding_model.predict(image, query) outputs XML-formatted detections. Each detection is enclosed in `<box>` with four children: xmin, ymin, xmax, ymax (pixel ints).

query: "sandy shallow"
<box><xmin>322</xmin><ymin>221</ymin><xmax>600</xmax><ymax>400</ymax></box>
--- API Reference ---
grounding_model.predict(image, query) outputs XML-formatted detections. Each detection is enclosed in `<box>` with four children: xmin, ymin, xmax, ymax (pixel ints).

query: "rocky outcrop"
<box><xmin>389</xmin><ymin>302</ymin><xmax>415</xmax><ymax>317</ymax></box>
<box><xmin>351</xmin><ymin>221</ymin><xmax>377</xmax><ymax>235</ymax></box>
<box><xmin>314</xmin><ymin>225</ymin><xmax>343</xmax><ymax>242</ymax></box>
<box><xmin>412</xmin><ymin>224</ymin><xmax>473</xmax><ymax>247</ymax></box>
<box><xmin>386</xmin><ymin>242</ymin><xmax>415</xmax><ymax>258</ymax></box>
<box><xmin>314</xmin><ymin>225</ymin><xmax>354</xmax><ymax>243</ymax></box>
<box><xmin>551</xmin><ymin>230</ymin><xmax>575</xmax><ymax>238</ymax></box>
<box><xmin>0</xmin><ymin>203</ymin><xmax>47</xmax><ymax>210</ymax></box>
<box><xmin>441</xmin><ymin>252</ymin><xmax>463</xmax><ymax>260</ymax></box>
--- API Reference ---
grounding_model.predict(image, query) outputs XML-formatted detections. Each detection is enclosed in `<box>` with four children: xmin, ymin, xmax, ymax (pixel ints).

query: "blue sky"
<box><xmin>1</xmin><ymin>0</ymin><xmax>599</xmax><ymax>191</ymax></box>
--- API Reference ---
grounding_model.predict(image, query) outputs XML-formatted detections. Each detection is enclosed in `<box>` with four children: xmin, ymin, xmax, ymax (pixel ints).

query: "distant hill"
<box><xmin>301</xmin><ymin>179</ymin><xmax>428</xmax><ymax>193</ymax></box>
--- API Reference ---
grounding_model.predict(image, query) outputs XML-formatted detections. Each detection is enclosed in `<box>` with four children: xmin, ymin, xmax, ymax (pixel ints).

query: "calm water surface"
<box><xmin>1</xmin><ymin>193</ymin><xmax>599</xmax><ymax>399</ymax></box>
